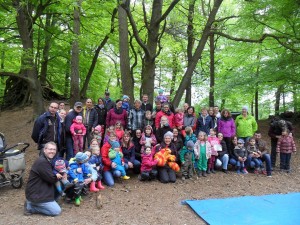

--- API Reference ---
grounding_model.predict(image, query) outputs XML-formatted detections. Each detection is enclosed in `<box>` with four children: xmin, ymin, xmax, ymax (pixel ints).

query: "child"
<box><xmin>90</xmin><ymin>138</ymin><xmax>99</xmax><ymax>149</ymax></box>
<box><xmin>68</xmin><ymin>152</ymin><xmax>91</xmax><ymax>206</ymax></box>
<box><xmin>140</xmin><ymin>125</ymin><xmax>157</xmax><ymax>153</ymax></box>
<box><xmin>276</xmin><ymin>129</ymin><xmax>296</xmax><ymax>173</ymax></box>
<box><xmin>234</xmin><ymin>139</ymin><xmax>248</xmax><ymax>174</ymax></box>
<box><xmin>143</xmin><ymin>110</ymin><xmax>154</xmax><ymax>129</ymax></box>
<box><xmin>155</xmin><ymin>89</ymin><xmax>167</xmax><ymax>103</ymax></box>
<box><xmin>194</xmin><ymin>131</ymin><xmax>211</xmax><ymax>177</ymax></box>
<box><xmin>207</xmin><ymin>128</ymin><xmax>220</xmax><ymax>174</ymax></box>
<box><xmin>108</xmin><ymin>141</ymin><xmax>130</xmax><ymax>179</ymax></box>
<box><xmin>70</xmin><ymin>115</ymin><xmax>86</xmax><ymax>154</ymax></box>
<box><xmin>140</xmin><ymin>146</ymin><xmax>158</xmax><ymax>181</ymax></box>
<box><xmin>122</xmin><ymin>95</ymin><xmax>131</xmax><ymax>113</ymax></box>
<box><xmin>184</xmin><ymin>126</ymin><xmax>197</xmax><ymax>145</ymax></box>
<box><xmin>114</xmin><ymin>121</ymin><xmax>124</xmax><ymax>141</ymax></box>
<box><xmin>247</xmin><ymin>138</ymin><xmax>263</xmax><ymax>174</ymax></box>
<box><xmin>180</xmin><ymin>140</ymin><xmax>195</xmax><ymax>180</ymax></box>
<box><xmin>103</xmin><ymin>125</ymin><xmax>115</xmax><ymax>144</ymax></box>
<box><xmin>90</xmin><ymin>125</ymin><xmax>102</xmax><ymax>147</ymax></box>
<box><xmin>174</xmin><ymin>108</ymin><xmax>184</xmax><ymax>131</ymax></box>
<box><xmin>53</xmin><ymin>159</ymin><xmax>72</xmax><ymax>196</ymax></box>
<box><xmin>155</xmin><ymin>116</ymin><xmax>172</xmax><ymax>143</ymax></box>
<box><xmin>88</xmin><ymin>145</ymin><xmax>105</xmax><ymax>190</ymax></box>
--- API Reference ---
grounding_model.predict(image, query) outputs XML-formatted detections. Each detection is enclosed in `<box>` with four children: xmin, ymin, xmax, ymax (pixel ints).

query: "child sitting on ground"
<box><xmin>247</xmin><ymin>137</ymin><xmax>263</xmax><ymax>174</ymax></box>
<box><xmin>88</xmin><ymin>145</ymin><xmax>105</xmax><ymax>190</ymax></box>
<box><xmin>180</xmin><ymin>140</ymin><xmax>195</xmax><ymax>180</ymax></box>
<box><xmin>90</xmin><ymin>125</ymin><xmax>102</xmax><ymax>147</ymax></box>
<box><xmin>108</xmin><ymin>141</ymin><xmax>130</xmax><ymax>180</ymax></box>
<box><xmin>234</xmin><ymin>139</ymin><xmax>248</xmax><ymax>174</ymax></box>
<box><xmin>139</xmin><ymin>146</ymin><xmax>158</xmax><ymax>181</ymax></box>
<box><xmin>70</xmin><ymin>115</ymin><xmax>86</xmax><ymax>154</ymax></box>
<box><xmin>52</xmin><ymin>159</ymin><xmax>72</xmax><ymax>196</ymax></box>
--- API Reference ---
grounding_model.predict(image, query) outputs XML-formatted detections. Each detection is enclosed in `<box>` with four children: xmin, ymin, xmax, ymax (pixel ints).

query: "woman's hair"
<box><xmin>121</xmin><ymin>131</ymin><xmax>132</xmax><ymax>148</ymax></box>
<box><xmin>221</xmin><ymin>109</ymin><xmax>231</xmax><ymax>117</ymax></box>
<box><xmin>197</xmin><ymin>131</ymin><xmax>207</xmax><ymax>141</ymax></box>
<box><xmin>210</xmin><ymin>128</ymin><xmax>217</xmax><ymax>133</ymax></box>
<box><xmin>187</xmin><ymin>106</ymin><xmax>195</xmax><ymax>113</ymax></box>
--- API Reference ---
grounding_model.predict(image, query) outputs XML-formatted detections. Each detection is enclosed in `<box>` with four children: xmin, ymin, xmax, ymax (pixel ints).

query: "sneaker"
<box><xmin>267</xmin><ymin>174</ymin><xmax>272</xmax><ymax>177</ymax></box>
<box><xmin>24</xmin><ymin>201</ymin><xmax>32</xmax><ymax>216</ymax></box>
<box><xmin>243</xmin><ymin>168</ymin><xmax>248</xmax><ymax>174</ymax></box>
<box><xmin>206</xmin><ymin>169</ymin><xmax>211</xmax><ymax>174</ymax></box>
<box><xmin>254</xmin><ymin>170</ymin><xmax>259</xmax><ymax>175</ymax></box>
<box><xmin>138</xmin><ymin>175</ymin><xmax>142</xmax><ymax>181</ymax></box>
<box><xmin>122</xmin><ymin>175</ymin><xmax>130</xmax><ymax>180</ymax></box>
<box><xmin>181</xmin><ymin>176</ymin><xmax>186</xmax><ymax>181</ymax></box>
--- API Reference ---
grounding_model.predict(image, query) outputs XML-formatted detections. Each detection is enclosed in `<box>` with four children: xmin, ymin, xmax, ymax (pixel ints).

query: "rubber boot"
<box><xmin>75</xmin><ymin>197</ymin><xmax>81</xmax><ymax>206</ymax></box>
<box><xmin>97</xmin><ymin>181</ymin><xmax>105</xmax><ymax>190</ymax></box>
<box><xmin>89</xmin><ymin>181</ymin><xmax>99</xmax><ymax>192</ymax></box>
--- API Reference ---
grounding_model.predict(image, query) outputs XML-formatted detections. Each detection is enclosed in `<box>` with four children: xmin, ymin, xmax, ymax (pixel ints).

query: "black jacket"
<box><xmin>94</xmin><ymin>105</ymin><xmax>107</xmax><ymax>126</ymax></box>
<box><xmin>25</xmin><ymin>153</ymin><xmax>57</xmax><ymax>203</ymax></box>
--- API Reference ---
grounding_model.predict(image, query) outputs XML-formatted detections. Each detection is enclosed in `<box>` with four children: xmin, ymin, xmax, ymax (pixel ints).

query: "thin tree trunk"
<box><xmin>209</xmin><ymin>33</ymin><xmax>215</xmax><ymax>107</ymax></box>
<box><xmin>275</xmin><ymin>85</ymin><xmax>283</xmax><ymax>116</ymax></box>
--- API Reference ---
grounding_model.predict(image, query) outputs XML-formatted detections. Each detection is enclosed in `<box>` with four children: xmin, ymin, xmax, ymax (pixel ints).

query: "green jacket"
<box><xmin>235</xmin><ymin>114</ymin><xmax>258</xmax><ymax>138</ymax></box>
<box><xmin>180</xmin><ymin>147</ymin><xmax>195</xmax><ymax>163</ymax></box>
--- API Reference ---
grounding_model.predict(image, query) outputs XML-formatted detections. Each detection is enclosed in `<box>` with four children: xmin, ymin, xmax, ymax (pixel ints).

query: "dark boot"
<box><xmin>202</xmin><ymin>171</ymin><xmax>207</xmax><ymax>177</ymax></box>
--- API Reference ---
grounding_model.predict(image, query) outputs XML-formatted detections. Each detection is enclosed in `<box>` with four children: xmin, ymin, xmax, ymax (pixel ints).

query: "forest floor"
<box><xmin>0</xmin><ymin>106</ymin><xmax>300</xmax><ymax>225</ymax></box>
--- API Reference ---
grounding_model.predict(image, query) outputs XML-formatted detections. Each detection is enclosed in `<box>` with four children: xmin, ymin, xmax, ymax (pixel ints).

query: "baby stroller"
<box><xmin>0</xmin><ymin>132</ymin><xmax>29</xmax><ymax>188</ymax></box>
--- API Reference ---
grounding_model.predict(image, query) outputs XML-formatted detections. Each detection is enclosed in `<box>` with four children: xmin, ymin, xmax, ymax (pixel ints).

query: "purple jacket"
<box><xmin>218</xmin><ymin>117</ymin><xmax>236</xmax><ymax>138</ymax></box>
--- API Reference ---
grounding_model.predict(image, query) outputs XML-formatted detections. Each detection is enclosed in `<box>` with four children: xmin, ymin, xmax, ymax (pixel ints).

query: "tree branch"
<box><xmin>154</xmin><ymin>20</ymin><xmax>166</xmax><ymax>60</ymax></box>
<box><xmin>142</xmin><ymin>0</ymin><xmax>149</xmax><ymax>31</ymax></box>
<box><xmin>0</xmin><ymin>71</ymin><xmax>29</xmax><ymax>81</ymax></box>
<box><xmin>156</xmin><ymin>0</ymin><xmax>180</xmax><ymax>25</ymax></box>
<box><xmin>214</xmin><ymin>15</ymin><xmax>239</xmax><ymax>23</ymax></box>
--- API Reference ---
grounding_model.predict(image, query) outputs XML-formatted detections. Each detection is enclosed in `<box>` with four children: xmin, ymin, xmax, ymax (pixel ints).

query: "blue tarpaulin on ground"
<box><xmin>184</xmin><ymin>192</ymin><xmax>300</xmax><ymax>225</ymax></box>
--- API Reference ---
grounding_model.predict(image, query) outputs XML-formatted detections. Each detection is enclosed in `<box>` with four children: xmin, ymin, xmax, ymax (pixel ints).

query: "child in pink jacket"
<box><xmin>174</xmin><ymin>108</ymin><xmax>184</xmax><ymax>131</ymax></box>
<box><xmin>139</xmin><ymin>146</ymin><xmax>158</xmax><ymax>181</ymax></box>
<box><xmin>70</xmin><ymin>115</ymin><xmax>86</xmax><ymax>154</ymax></box>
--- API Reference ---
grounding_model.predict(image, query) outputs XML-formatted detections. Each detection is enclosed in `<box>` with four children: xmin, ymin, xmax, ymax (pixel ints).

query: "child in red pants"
<box><xmin>70</xmin><ymin>116</ymin><xmax>86</xmax><ymax>154</ymax></box>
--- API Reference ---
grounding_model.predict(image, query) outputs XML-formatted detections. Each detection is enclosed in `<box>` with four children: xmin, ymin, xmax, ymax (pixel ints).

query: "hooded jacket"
<box><xmin>141</xmin><ymin>153</ymin><xmax>158</xmax><ymax>172</ymax></box>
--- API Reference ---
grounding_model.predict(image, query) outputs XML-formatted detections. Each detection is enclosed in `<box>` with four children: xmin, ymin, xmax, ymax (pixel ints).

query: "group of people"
<box><xmin>25</xmin><ymin>90</ymin><xmax>297</xmax><ymax>216</ymax></box>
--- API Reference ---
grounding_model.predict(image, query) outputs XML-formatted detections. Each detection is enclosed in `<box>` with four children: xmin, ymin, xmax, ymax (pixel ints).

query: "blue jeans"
<box><xmin>236</xmin><ymin>161</ymin><xmax>245</xmax><ymax>169</ymax></box>
<box><xmin>261</xmin><ymin>154</ymin><xmax>272</xmax><ymax>175</ymax></box>
<box><xmin>280</xmin><ymin>153</ymin><xmax>291</xmax><ymax>171</ymax></box>
<box><xmin>219</xmin><ymin>154</ymin><xmax>229</xmax><ymax>170</ymax></box>
<box><xmin>124</xmin><ymin>159</ymin><xmax>141</xmax><ymax>174</ymax></box>
<box><xmin>103</xmin><ymin>170</ymin><xmax>121</xmax><ymax>187</ymax></box>
<box><xmin>229</xmin><ymin>157</ymin><xmax>237</xmax><ymax>166</ymax></box>
<box><xmin>247</xmin><ymin>156</ymin><xmax>262</xmax><ymax>169</ymax></box>
<box><xmin>26</xmin><ymin>200</ymin><xmax>61</xmax><ymax>216</ymax></box>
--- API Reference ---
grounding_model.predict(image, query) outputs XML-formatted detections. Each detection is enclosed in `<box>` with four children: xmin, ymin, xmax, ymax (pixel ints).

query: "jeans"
<box><xmin>65</xmin><ymin>135</ymin><xmax>74</xmax><ymax>161</ymax></box>
<box><xmin>26</xmin><ymin>200</ymin><xmax>61</xmax><ymax>216</ymax></box>
<box><xmin>219</xmin><ymin>154</ymin><xmax>229</xmax><ymax>170</ymax></box>
<box><xmin>247</xmin><ymin>156</ymin><xmax>262</xmax><ymax>169</ymax></box>
<box><xmin>103</xmin><ymin>170</ymin><xmax>121</xmax><ymax>187</ymax></box>
<box><xmin>280</xmin><ymin>153</ymin><xmax>292</xmax><ymax>171</ymax></box>
<box><xmin>270</xmin><ymin>138</ymin><xmax>278</xmax><ymax>167</ymax></box>
<box><xmin>236</xmin><ymin>161</ymin><xmax>245</xmax><ymax>169</ymax></box>
<box><xmin>261</xmin><ymin>153</ymin><xmax>272</xmax><ymax>175</ymax></box>
<box><xmin>229</xmin><ymin>157</ymin><xmax>237</xmax><ymax>166</ymax></box>
<box><xmin>124</xmin><ymin>159</ymin><xmax>141</xmax><ymax>174</ymax></box>
<box><xmin>157</xmin><ymin>166</ymin><xmax>176</xmax><ymax>183</ymax></box>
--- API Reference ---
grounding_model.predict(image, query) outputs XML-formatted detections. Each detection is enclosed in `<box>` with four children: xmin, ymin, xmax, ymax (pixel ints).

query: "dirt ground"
<box><xmin>0</xmin><ymin>106</ymin><xmax>299</xmax><ymax>225</ymax></box>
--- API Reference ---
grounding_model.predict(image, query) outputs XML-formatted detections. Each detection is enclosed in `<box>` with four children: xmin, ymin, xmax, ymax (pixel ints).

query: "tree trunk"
<box><xmin>13</xmin><ymin>0</ymin><xmax>44</xmax><ymax>116</ymax></box>
<box><xmin>70</xmin><ymin>0</ymin><xmax>82</xmax><ymax>106</ymax></box>
<box><xmin>64</xmin><ymin>57</ymin><xmax>70</xmax><ymax>98</ymax></box>
<box><xmin>275</xmin><ymin>85</ymin><xmax>283</xmax><ymax>116</ymax></box>
<box><xmin>209</xmin><ymin>33</ymin><xmax>215</xmax><ymax>107</ymax></box>
<box><xmin>118</xmin><ymin>4</ymin><xmax>134</xmax><ymax>101</ymax></box>
<box><xmin>173</xmin><ymin>0</ymin><xmax>223</xmax><ymax>107</ymax></box>
<box><xmin>170</xmin><ymin>51</ymin><xmax>178</xmax><ymax>96</ymax></box>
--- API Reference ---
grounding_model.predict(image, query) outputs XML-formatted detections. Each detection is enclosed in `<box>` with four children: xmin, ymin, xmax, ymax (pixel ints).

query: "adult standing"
<box><xmin>65</xmin><ymin>102</ymin><xmax>83</xmax><ymax>160</ymax></box>
<box><xmin>268</xmin><ymin>117</ymin><xmax>293</xmax><ymax>168</ymax></box>
<box><xmin>101</xmin><ymin>131</ymin><xmax>122</xmax><ymax>187</ymax></box>
<box><xmin>127</xmin><ymin>99</ymin><xmax>145</xmax><ymax>134</ymax></box>
<box><xmin>106</xmin><ymin>99</ymin><xmax>128</xmax><ymax>128</ymax></box>
<box><xmin>154</xmin><ymin>132</ymin><xmax>177</xmax><ymax>183</ymax></box>
<box><xmin>218</xmin><ymin>109</ymin><xmax>236</xmax><ymax>151</ymax></box>
<box><xmin>141</xmin><ymin>94</ymin><xmax>153</xmax><ymax>112</ymax></box>
<box><xmin>254</xmin><ymin>131</ymin><xmax>272</xmax><ymax>176</ymax></box>
<box><xmin>31</xmin><ymin>102</ymin><xmax>61</xmax><ymax>153</ymax></box>
<box><xmin>82</xmin><ymin>98</ymin><xmax>98</xmax><ymax>147</ymax></box>
<box><xmin>183</xmin><ymin>106</ymin><xmax>196</xmax><ymax>131</ymax></box>
<box><xmin>235</xmin><ymin>106</ymin><xmax>257</xmax><ymax>144</ymax></box>
<box><xmin>94</xmin><ymin>97</ymin><xmax>107</xmax><ymax>129</ymax></box>
<box><xmin>24</xmin><ymin>142</ymin><xmax>61</xmax><ymax>216</ymax></box>
<box><xmin>151</xmin><ymin>100</ymin><xmax>162</xmax><ymax>119</ymax></box>
<box><xmin>195</xmin><ymin>107</ymin><xmax>213</xmax><ymax>136</ymax></box>
<box><xmin>155</xmin><ymin>103</ymin><xmax>175</xmax><ymax>130</ymax></box>
<box><xmin>183</xmin><ymin>103</ymin><xmax>189</xmax><ymax>114</ymax></box>
<box><xmin>104</xmin><ymin>91</ymin><xmax>115</xmax><ymax>111</ymax></box>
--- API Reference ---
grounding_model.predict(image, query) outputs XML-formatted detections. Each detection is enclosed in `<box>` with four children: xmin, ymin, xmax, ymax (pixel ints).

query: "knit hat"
<box><xmin>164</xmin><ymin>131</ymin><xmax>173</xmax><ymax>140</ymax></box>
<box><xmin>237</xmin><ymin>139</ymin><xmax>245</xmax><ymax>144</ymax></box>
<box><xmin>122</xmin><ymin>95</ymin><xmax>129</xmax><ymax>100</ymax></box>
<box><xmin>111</xmin><ymin>141</ymin><xmax>120</xmax><ymax>149</ymax></box>
<box><xmin>75</xmin><ymin>152</ymin><xmax>88</xmax><ymax>163</ymax></box>
<box><xmin>54</xmin><ymin>159</ymin><xmax>67</xmax><ymax>173</ymax></box>
<box><xmin>242</xmin><ymin>106</ymin><xmax>248</xmax><ymax>111</ymax></box>
<box><xmin>158</xmin><ymin>89</ymin><xmax>164</xmax><ymax>94</ymax></box>
<box><xmin>94</xmin><ymin>125</ymin><xmax>102</xmax><ymax>133</ymax></box>
<box><xmin>186</xmin><ymin>140</ymin><xmax>194</xmax><ymax>149</ymax></box>
<box><xmin>76</xmin><ymin>115</ymin><xmax>82</xmax><ymax>121</ymax></box>
<box><xmin>74</xmin><ymin>102</ymin><xmax>83</xmax><ymax>108</ymax></box>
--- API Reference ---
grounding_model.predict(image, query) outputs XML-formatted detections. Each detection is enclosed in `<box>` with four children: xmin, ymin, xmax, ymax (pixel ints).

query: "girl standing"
<box><xmin>194</xmin><ymin>131</ymin><xmax>211</xmax><ymax>177</ymax></box>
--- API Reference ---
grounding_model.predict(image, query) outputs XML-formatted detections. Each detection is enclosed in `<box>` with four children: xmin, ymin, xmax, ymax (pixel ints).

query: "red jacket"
<box><xmin>106</xmin><ymin>108</ymin><xmax>127</xmax><ymax>128</ymax></box>
<box><xmin>70</xmin><ymin>120</ymin><xmax>86</xmax><ymax>136</ymax></box>
<box><xmin>276</xmin><ymin>135</ymin><xmax>296</xmax><ymax>153</ymax></box>
<box><xmin>141</xmin><ymin>153</ymin><xmax>158</xmax><ymax>172</ymax></box>
<box><xmin>101</xmin><ymin>142</ymin><xmax>124</xmax><ymax>172</ymax></box>
<box><xmin>174</xmin><ymin>112</ymin><xmax>184</xmax><ymax>128</ymax></box>
<box><xmin>155</xmin><ymin>110</ymin><xmax>175</xmax><ymax>129</ymax></box>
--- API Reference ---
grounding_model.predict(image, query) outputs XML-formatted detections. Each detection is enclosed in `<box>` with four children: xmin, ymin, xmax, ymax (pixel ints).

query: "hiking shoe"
<box><xmin>122</xmin><ymin>175</ymin><xmax>130</xmax><ymax>180</ymax></box>
<box><xmin>75</xmin><ymin>197</ymin><xmax>81</xmax><ymax>206</ymax></box>
<box><xmin>24</xmin><ymin>201</ymin><xmax>32</xmax><ymax>216</ymax></box>
<box><xmin>206</xmin><ymin>169</ymin><xmax>211</xmax><ymax>174</ymax></box>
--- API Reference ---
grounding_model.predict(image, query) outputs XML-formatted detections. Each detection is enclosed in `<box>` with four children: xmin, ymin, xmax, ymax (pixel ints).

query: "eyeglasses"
<box><xmin>45</xmin><ymin>148</ymin><xmax>56</xmax><ymax>151</ymax></box>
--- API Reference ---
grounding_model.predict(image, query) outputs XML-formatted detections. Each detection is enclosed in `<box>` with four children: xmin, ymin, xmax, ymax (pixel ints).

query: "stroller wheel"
<box><xmin>12</xmin><ymin>176</ymin><xmax>23</xmax><ymax>189</ymax></box>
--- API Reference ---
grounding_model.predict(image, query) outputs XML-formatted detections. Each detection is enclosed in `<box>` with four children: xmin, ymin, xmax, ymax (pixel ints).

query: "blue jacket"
<box><xmin>68</xmin><ymin>161</ymin><xmax>90</xmax><ymax>183</ymax></box>
<box><xmin>196</xmin><ymin>115</ymin><xmax>213</xmax><ymax>136</ymax></box>
<box><xmin>89</xmin><ymin>155</ymin><xmax>104</xmax><ymax>171</ymax></box>
<box><xmin>31</xmin><ymin>111</ymin><xmax>61</xmax><ymax>150</ymax></box>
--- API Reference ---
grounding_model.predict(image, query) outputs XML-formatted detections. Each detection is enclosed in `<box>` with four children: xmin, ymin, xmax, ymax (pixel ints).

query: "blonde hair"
<box><xmin>185</xmin><ymin>126</ymin><xmax>193</xmax><ymax>135</ymax></box>
<box><xmin>197</xmin><ymin>131</ymin><xmax>207</xmax><ymax>141</ymax></box>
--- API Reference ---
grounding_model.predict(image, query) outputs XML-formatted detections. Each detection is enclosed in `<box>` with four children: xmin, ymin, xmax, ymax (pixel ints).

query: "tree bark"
<box><xmin>173</xmin><ymin>0</ymin><xmax>223</xmax><ymax>107</ymax></box>
<box><xmin>209</xmin><ymin>33</ymin><xmax>215</xmax><ymax>107</ymax></box>
<box><xmin>118</xmin><ymin>3</ymin><xmax>134</xmax><ymax>102</ymax></box>
<box><xmin>275</xmin><ymin>85</ymin><xmax>283</xmax><ymax>116</ymax></box>
<box><xmin>70</xmin><ymin>0</ymin><xmax>82</xmax><ymax>106</ymax></box>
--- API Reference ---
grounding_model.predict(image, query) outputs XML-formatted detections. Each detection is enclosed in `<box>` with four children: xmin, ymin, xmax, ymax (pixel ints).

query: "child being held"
<box><xmin>234</xmin><ymin>139</ymin><xmax>248</xmax><ymax>174</ymax></box>
<box><xmin>139</xmin><ymin>146</ymin><xmax>158</xmax><ymax>181</ymax></box>
<box><xmin>70</xmin><ymin>115</ymin><xmax>86</xmax><ymax>154</ymax></box>
<box><xmin>90</xmin><ymin>125</ymin><xmax>102</xmax><ymax>147</ymax></box>
<box><xmin>88</xmin><ymin>145</ymin><xmax>105</xmax><ymax>190</ymax></box>
<box><xmin>108</xmin><ymin>141</ymin><xmax>130</xmax><ymax>179</ymax></box>
<box><xmin>53</xmin><ymin>159</ymin><xmax>72</xmax><ymax>196</ymax></box>
<box><xmin>140</xmin><ymin>125</ymin><xmax>157</xmax><ymax>153</ymax></box>
<box><xmin>276</xmin><ymin>129</ymin><xmax>296</xmax><ymax>173</ymax></box>
<box><xmin>174</xmin><ymin>108</ymin><xmax>184</xmax><ymax>131</ymax></box>
<box><xmin>194</xmin><ymin>131</ymin><xmax>211</xmax><ymax>177</ymax></box>
<box><xmin>247</xmin><ymin>138</ymin><xmax>263</xmax><ymax>174</ymax></box>
<box><xmin>155</xmin><ymin>89</ymin><xmax>167</xmax><ymax>103</ymax></box>
<box><xmin>207</xmin><ymin>128</ymin><xmax>220</xmax><ymax>174</ymax></box>
<box><xmin>180</xmin><ymin>140</ymin><xmax>195</xmax><ymax>180</ymax></box>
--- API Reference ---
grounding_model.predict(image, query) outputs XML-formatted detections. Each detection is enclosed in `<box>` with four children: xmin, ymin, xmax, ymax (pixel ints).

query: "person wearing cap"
<box><xmin>154</xmin><ymin>131</ymin><xmax>178</xmax><ymax>183</ymax></box>
<box><xmin>233</xmin><ymin>139</ymin><xmax>248</xmax><ymax>174</ymax></box>
<box><xmin>82</xmin><ymin>98</ymin><xmax>98</xmax><ymax>148</ymax></box>
<box><xmin>24</xmin><ymin>142</ymin><xmax>61</xmax><ymax>216</ymax></box>
<box><xmin>31</xmin><ymin>102</ymin><xmax>61</xmax><ymax>153</ymax></box>
<box><xmin>180</xmin><ymin>140</ymin><xmax>195</xmax><ymax>180</ymax></box>
<box><xmin>122</xmin><ymin>95</ymin><xmax>131</xmax><ymax>113</ymax></box>
<box><xmin>235</xmin><ymin>106</ymin><xmax>258</xmax><ymax>145</ymax></box>
<box><xmin>106</xmin><ymin>99</ymin><xmax>128</xmax><ymax>128</ymax></box>
<box><xmin>104</xmin><ymin>91</ymin><xmax>116</xmax><ymax>111</ymax></box>
<box><xmin>65</xmin><ymin>102</ymin><xmax>83</xmax><ymax>160</ymax></box>
<box><xmin>52</xmin><ymin>158</ymin><xmax>72</xmax><ymax>196</ymax></box>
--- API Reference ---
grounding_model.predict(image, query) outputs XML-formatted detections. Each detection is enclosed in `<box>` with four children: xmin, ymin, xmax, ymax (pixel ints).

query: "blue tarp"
<box><xmin>184</xmin><ymin>192</ymin><xmax>300</xmax><ymax>225</ymax></box>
